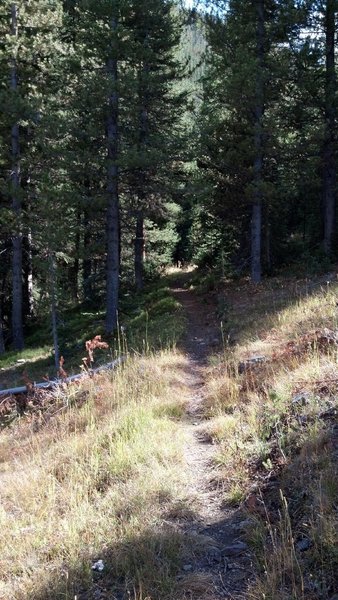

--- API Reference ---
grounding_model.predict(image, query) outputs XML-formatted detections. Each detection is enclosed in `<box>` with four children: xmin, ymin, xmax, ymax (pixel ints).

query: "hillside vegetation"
<box><xmin>0</xmin><ymin>270</ymin><xmax>337</xmax><ymax>600</ymax></box>
<box><xmin>202</xmin><ymin>272</ymin><xmax>338</xmax><ymax>599</ymax></box>
<box><xmin>0</xmin><ymin>349</ymin><xmax>193</xmax><ymax>599</ymax></box>
<box><xmin>0</xmin><ymin>284</ymin><xmax>184</xmax><ymax>392</ymax></box>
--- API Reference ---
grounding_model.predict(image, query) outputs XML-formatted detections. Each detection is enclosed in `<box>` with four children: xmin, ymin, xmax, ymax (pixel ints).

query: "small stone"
<box><xmin>91</xmin><ymin>559</ymin><xmax>105</xmax><ymax>572</ymax></box>
<box><xmin>238</xmin><ymin>519</ymin><xmax>254</xmax><ymax>531</ymax></box>
<box><xmin>229</xmin><ymin>569</ymin><xmax>247</xmax><ymax>581</ymax></box>
<box><xmin>238</xmin><ymin>356</ymin><xmax>266</xmax><ymax>374</ymax></box>
<box><xmin>296</xmin><ymin>538</ymin><xmax>311</xmax><ymax>552</ymax></box>
<box><xmin>183</xmin><ymin>564</ymin><xmax>193</xmax><ymax>572</ymax></box>
<box><xmin>292</xmin><ymin>392</ymin><xmax>310</xmax><ymax>406</ymax></box>
<box><xmin>207</xmin><ymin>547</ymin><xmax>222</xmax><ymax>563</ymax></box>
<box><xmin>223</xmin><ymin>542</ymin><xmax>248</xmax><ymax>556</ymax></box>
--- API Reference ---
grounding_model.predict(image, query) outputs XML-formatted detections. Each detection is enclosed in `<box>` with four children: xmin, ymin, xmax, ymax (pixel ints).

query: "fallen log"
<box><xmin>0</xmin><ymin>355</ymin><xmax>126</xmax><ymax>398</ymax></box>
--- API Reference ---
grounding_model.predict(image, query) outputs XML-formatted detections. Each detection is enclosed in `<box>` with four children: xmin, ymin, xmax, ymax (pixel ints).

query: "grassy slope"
<box><xmin>0</xmin><ymin>350</ymin><xmax>194</xmax><ymax>600</ymax></box>
<box><xmin>1</xmin><ymin>272</ymin><xmax>337</xmax><ymax>599</ymax></box>
<box><xmin>0</xmin><ymin>285</ymin><xmax>190</xmax><ymax>599</ymax></box>
<box><xmin>202</xmin><ymin>273</ymin><xmax>338</xmax><ymax>599</ymax></box>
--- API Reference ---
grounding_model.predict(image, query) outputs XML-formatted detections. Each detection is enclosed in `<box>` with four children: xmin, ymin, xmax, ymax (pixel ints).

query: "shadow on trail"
<box><xmin>167</xmin><ymin>270</ymin><xmax>222</xmax><ymax>363</ymax></box>
<box><xmin>26</xmin><ymin>509</ymin><xmax>254</xmax><ymax>600</ymax></box>
<box><xmin>167</xmin><ymin>267</ymin><xmax>338</xmax><ymax>362</ymax></box>
<box><xmin>23</xmin><ymin>422</ymin><xmax>338</xmax><ymax>600</ymax></box>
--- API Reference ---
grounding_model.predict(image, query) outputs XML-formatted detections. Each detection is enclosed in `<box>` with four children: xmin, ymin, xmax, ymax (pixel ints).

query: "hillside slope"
<box><xmin>0</xmin><ymin>269</ymin><xmax>337</xmax><ymax>600</ymax></box>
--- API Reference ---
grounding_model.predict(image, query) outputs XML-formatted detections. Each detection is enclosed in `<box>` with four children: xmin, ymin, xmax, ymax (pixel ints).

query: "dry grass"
<box><xmin>1</xmin><ymin>272</ymin><xmax>337</xmax><ymax>600</ymax></box>
<box><xmin>203</xmin><ymin>274</ymin><xmax>338</xmax><ymax>599</ymax></box>
<box><xmin>0</xmin><ymin>349</ymin><xmax>194</xmax><ymax>600</ymax></box>
<box><xmin>177</xmin><ymin>572</ymin><xmax>216</xmax><ymax>599</ymax></box>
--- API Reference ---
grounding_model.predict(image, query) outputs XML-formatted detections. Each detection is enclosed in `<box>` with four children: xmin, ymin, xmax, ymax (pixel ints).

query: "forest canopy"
<box><xmin>0</xmin><ymin>0</ymin><xmax>337</xmax><ymax>356</ymax></box>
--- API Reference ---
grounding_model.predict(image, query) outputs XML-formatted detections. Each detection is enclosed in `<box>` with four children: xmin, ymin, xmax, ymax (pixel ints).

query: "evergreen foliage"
<box><xmin>0</xmin><ymin>0</ymin><xmax>337</xmax><ymax>356</ymax></box>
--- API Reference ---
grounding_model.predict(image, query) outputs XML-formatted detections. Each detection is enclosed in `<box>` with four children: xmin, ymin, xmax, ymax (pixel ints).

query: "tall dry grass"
<box><xmin>0</xmin><ymin>350</ymin><xmax>193</xmax><ymax>600</ymax></box>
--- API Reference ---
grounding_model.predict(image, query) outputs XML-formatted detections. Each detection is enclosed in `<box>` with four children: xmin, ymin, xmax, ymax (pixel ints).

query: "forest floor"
<box><xmin>0</xmin><ymin>268</ymin><xmax>337</xmax><ymax>600</ymax></box>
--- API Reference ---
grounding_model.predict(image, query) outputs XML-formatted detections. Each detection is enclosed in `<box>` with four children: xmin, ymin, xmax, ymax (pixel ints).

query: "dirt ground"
<box><xmin>171</xmin><ymin>272</ymin><xmax>255</xmax><ymax>599</ymax></box>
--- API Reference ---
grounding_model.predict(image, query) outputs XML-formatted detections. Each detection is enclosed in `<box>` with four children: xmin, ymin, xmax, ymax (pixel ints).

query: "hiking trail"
<box><xmin>171</xmin><ymin>273</ymin><xmax>254</xmax><ymax>599</ymax></box>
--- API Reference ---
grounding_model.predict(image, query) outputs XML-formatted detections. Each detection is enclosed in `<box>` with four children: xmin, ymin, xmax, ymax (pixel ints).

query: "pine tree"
<box><xmin>251</xmin><ymin>0</ymin><xmax>265</xmax><ymax>283</ymax></box>
<box><xmin>322</xmin><ymin>0</ymin><xmax>337</xmax><ymax>255</ymax></box>
<box><xmin>10</xmin><ymin>3</ymin><xmax>23</xmax><ymax>350</ymax></box>
<box><xmin>0</xmin><ymin>0</ymin><xmax>64</xmax><ymax>351</ymax></box>
<box><xmin>194</xmin><ymin>0</ymin><xmax>333</xmax><ymax>276</ymax></box>
<box><xmin>124</xmin><ymin>0</ymin><xmax>186</xmax><ymax>290</ymax></box>
<box><xmin>106</xmin><ymin>7</ymin><xmax>120</xmax><ymax>333</ymax></box>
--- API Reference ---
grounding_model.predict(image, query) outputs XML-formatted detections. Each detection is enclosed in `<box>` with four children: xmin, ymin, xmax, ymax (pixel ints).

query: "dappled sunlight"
<box><xmin>221</xmin><ymin>275</ymin><xmax>338</xmax><ymax>358</ymax></box>
<box><xmin>166</xmin><ymin>264</ymin><xmax>198</xmax><ymax>276</ymax></box>
<box><xmin>203</xmin><ymin>273</ymin><xmax>338</xmax><ymax>599</ymax></box>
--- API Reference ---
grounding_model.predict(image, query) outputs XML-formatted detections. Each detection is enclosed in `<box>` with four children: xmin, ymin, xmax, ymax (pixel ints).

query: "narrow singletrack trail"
<box><xmin>171</xmin><ymin>274</ymin><xmax>254</xmax><ymax>599</ymax></box>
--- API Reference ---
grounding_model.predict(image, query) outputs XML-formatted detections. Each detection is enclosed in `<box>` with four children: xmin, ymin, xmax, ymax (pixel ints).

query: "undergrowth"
<box><xmin>203</xmin><ymin>274</ymin><xmax>338</xmax><ymax>599</ymax></box>
<box><xmin>0</xmin><ymin>283</ymin><xmax>184</xmax><ymax>390</ymax></box>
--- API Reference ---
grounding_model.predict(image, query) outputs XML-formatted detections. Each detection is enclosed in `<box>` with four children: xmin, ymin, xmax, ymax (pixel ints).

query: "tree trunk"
<box><xmin>323</xmin><ymin>0</ymin><xmax>336</xmax><ymax>256</ymax></box>
<box><xmin>68</xmin><ymin>207</ymin><xmax>81</xmax><ymax>302</ymax></box>
<box><xmin>11</xmin><ymin>3</ymin><xmax>24</xmax><ymax>350</ymax></box>
<box><xmin>134</xmin><ymin>65</ymin><xmax>149</xmax><ymax>290</ymax></box>
<box><xmin>265</xmin><ymin>210</ymin><xmax>272</xmax><ymax>274</ymax></box>
<box><xmin>83</xmin><ymin>207</ymin><xmax>93</xmax><ymax>302</ymax></box>
<box><xmin>0</xmin><ymin>303</ymin><xmax>5</xmax><ymax>355</ymax></box>
<box><xmin>251</xmin><ymin>0</ymin><xmax>265</xmax><ymax>284</ymax></box>
<box><xmin>105</xmin><ymin>15</ymin><xmax>120</xmax><ymax>335</ymax></box>
<box><xmin>49</xmin><ymin>253</ymin><xmax>60</xmax><ymax>371</ymax></box>
<box><xmin>0</xmin><ymin>263</ymin><xmax>8</xmax><ymax>355</ymax></box>
<box><xmin>83</xmin><ymin>178</ymin><xmax>93</xmax><ymax>302</ymax></box>
<box><xmin>23</xmin><ymin>231</ymin><xmax>34</xmax><ymax>318</ymax></box>
<box><xmin>134</xmin><ymin>211</ymin><xmax>145</xmax><ymax>291</ymax></box>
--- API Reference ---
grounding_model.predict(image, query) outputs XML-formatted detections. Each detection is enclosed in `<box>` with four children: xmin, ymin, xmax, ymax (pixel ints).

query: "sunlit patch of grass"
<box><xmin>0</xmin><ymin>346</ymin><xmax>52</xmax><ymax>369</ymax></box>
<box><xmin>224</xmin><ymin>482</ymin><xmax>246</xmax><ymax>506</ymax></box>
<box><xmin>233</xmin><ymin>279</ymin><xmax>338</xmax><ymax>358</ymax></box>
<box><xmin>0</xmin><ymin>350</ymin><xmax>193</xmax><ymax>600</ymax></box>
<box><xmin>203</xmin><ymin>414</ymin><xmax>238</xmax><ymax>442</ymax></box>
<box><xmin>203</xmin><ymin>371</ymin><xmax>240</xmax><ymax>416</ymax></box>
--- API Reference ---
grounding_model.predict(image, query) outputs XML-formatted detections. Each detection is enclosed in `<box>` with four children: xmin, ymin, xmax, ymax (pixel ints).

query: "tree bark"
<box><xmin>323</xmin><ymin>0</ymin><xmax>336</xmax><ymax>255</ymax></box>
<box><xmin>0</xmin><ymin>303</ymin><xmax>5</xmax><ymax>355</ymax></box>
<box><xmin>251</xmin><ymin>0</ymin><xmax>265</xmax><ymax>284</ymax></box>
<box><xmin>49</xmin><ymin>253</ymin><xmax>60</xmax><ymax>371</ymax></box>
<box><xmin>68</xmin><ymin>207</ymin><xmax>81</xmax><ymax>301</ymax></box>
<box><xmin>105</xmin><ymin>15</ymin><xmax>120</xmax><ymax>334</ymax></box>
<box><xmin>134</xmin><ymin>64</ymin><xmax>149</xmax><ymax>290</ymax></box>
<box><xmin>11</xmin><ymin>3</ymin><xmax>24</xmax><ymax>349</ymax></box>
<box><xmin>134</xmin><ymin>211</ymin><xmax>145</xmax><ymax>291</ymax></box>
<box><xmin>83</xmin><ymin>207</ymin><xmax>93</xmax><ymax>302</ymax></box>
<box><xmin>83</xmin><ymin>178</ymin><xmax>93</xmax><ymax>302</ymax></box>
<box><xmin>265</xmin><ymin>209</ymin><xmax>272</xmax><ymax>274</ymax></box>
<box><xmin>23</xmin><ymin>231</ymin><xmax>34</xmax><ymax>317</ymax></box>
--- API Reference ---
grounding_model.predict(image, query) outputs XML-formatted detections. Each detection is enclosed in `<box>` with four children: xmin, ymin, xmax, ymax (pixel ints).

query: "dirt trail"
<box><xmin>171</xmin><ymin>274</ymin><xmax>254</xmax><ymax>599</ymax></box>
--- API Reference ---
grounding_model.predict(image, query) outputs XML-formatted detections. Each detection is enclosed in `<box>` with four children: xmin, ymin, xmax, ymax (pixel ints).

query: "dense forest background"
<box><xmin>0</xmin><ymin>0</ymin><xmax>337</xmax><ymax>357</ymax></box>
